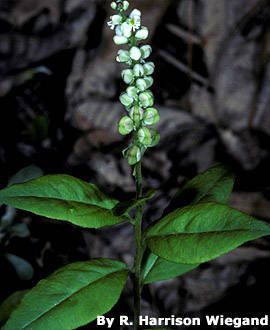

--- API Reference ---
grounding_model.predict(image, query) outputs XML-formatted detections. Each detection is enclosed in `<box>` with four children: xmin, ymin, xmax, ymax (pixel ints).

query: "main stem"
<box><xmin>133</xmin><ymin>162</ymin><xmax>143</xmax><ymax>330</ymax></box>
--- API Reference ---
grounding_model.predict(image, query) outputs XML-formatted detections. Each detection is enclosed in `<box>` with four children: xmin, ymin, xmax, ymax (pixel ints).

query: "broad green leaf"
<box><xmin>0</xmin><ymin>291</ymin><xmax>28</xmax><ymax>326</ymax></box>
<box><xmin>164</xmin><ymin>165</ymin><xmax>234</xmax><ymax>214</ymax></box>
<box><xmin>144</xmin><ymin>165</ymin><xmax>233</xmax><ymax>282</ymax></box>
<box><xmin>146</xmin><ymin>202</ymin><xmax>270</xmax><ymax>264</ymax></box>
<box><xmin>4</xmin><ymin>259</ymin><xmax>128</xmax><ymax>330</ymax></box>
<box><xmin>0</xmin><ymin>175</ymin><xmax>126</xmax><ymax>229</ymax></box>
<box><xmin>113</xmin><ymin>190</ymin><xmax>156</xmax><ymax>216</ymax></box>
<box><xmin>142</xmin><ymin>253</ymin><xmax>198</xmax><ymax>284</ymax></box>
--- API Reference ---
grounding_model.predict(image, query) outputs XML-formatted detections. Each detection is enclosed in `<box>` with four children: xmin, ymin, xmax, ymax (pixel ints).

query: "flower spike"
<box><xmin>107</xmin><ymin>0</ymin><xmax>160</xmax><ymax>165</ymax></box>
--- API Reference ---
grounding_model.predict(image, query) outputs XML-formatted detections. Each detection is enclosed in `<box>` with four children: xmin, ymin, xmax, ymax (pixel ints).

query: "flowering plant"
<box><xmin>0</xmin><ymin>1</ymin><xmax>270</xmax><ymax>330</ymax></box>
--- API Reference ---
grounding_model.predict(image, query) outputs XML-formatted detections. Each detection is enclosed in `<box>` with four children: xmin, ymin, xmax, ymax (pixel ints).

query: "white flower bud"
<box><xmin>123</xmin><ymin>1</ymin><xmax>129</xmax><ymax>10</ymax></box>
<box><xmin>111</xmin><ymin>2</ymin><xmax>117</xmax><ymax>10</ymax></box>
<box><xmin>120</xmin><ymin>93</ymin><xmax>134</xmax><ymax>107</ymax></box>
<box><xmin>144</xmin><ymin>76</ymin><xmax>153</xmax><ymax>89</ymax></box>
<box><xmin>138</xmin><ymin>127</ymin><xmax>152</xmax><ymax>146</ymax></box>
<box><xmin>143</xmin><ymin>107</ymin><xmax>160</xmax><ymax>126</ymax></box>
<box><xmin>116</xmin><ymin>50</ymin><xmax>130</xmax><ymax>63</ymax></box>
<box><xmin>139</xmin><ymin>91</ymin><xmax>154</xmax><ymax>108</ymax></box>
<box><xmin>111</xmin><ymin>15</ymin><xmax>122</xmax><ymax>25</ymax></box>
<box><xmin>136</xmin><ymin>78</ymin><xmax>147</xmax><ymax>92</ymax></box>
<box><xmin>113</xmin><ymin>35</ymin><xmax>128</xmax><ymax>45</ymax></box>
<box><xmin>133</xmin><ymin>64</ymin><xmax>145</xmax><ymax>77</ymax></box>
<box><xmin>135</xmin><ymin>27</ymin><xmax>149</xmax><ymax>40</ymax></box>
<box><xmin>121</xmin><ymin>21</ymin><xmax>132</xmax><ymax>38</ymax></box>
<box><xmin>143</xmin><ymin>62</ymin><xmax>155</xmax><ymax>75</ymax></box>
<box><xmin>122</xmin><ymin>69</ymin><xmax>134</xmax><ymax>84</ymax></box>
<box><xmin>119</xmin><ymin>116</ymin><xmax>133</xmax><ymax>135</ymax></box>
<box><xmin>140</xmin><ymin>45</ymin><xmax>152</xmax><ymax>59</ymax></box>
<box><xmin>126</xmin><ymin>86</ymin><xmax>138</xmax><ymax>98</ymax></box>
<box><xmin>129</xmin><ymin>46</ymin><xmax>142</xmax><ymax>61</ymax></box>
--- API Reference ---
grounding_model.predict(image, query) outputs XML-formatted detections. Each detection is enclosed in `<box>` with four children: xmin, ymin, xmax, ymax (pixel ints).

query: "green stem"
<box><xmin>133</xmin><ymin>162</ymin><xmax>143</xmax><ymax>330</ymax></box>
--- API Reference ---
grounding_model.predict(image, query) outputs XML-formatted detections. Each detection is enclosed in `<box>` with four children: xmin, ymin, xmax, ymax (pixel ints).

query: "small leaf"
<box><xmin>142</xmin><ymin>253</ymin><xmax>198</xmax><ymax>284</ymax></box>
<box><xmin>0</xmin><ymin>175</ymin><xmax>126</xmax><ymax>229</ymax></box>
<box><xmin>5</xmin><ymin>254</ymin><xmax>34</xmax><ymax>281</ymax></box>
<box><xmin>3</xmin><ymin>259</ymin><xmax>128</xmax><ymax>330</ymax></box>
<box><xmin>164</xmin><ymin>165</ymin><xmax>234</xmax><ymax>214</ymax></box>
<box><xmin>146</xmin><ymin>202</ymin><xmax>270</xmax><ymax>264</ymax></box>
<box><xmin>0</xmin><ymin>290</ymin><xmax>28</xmax><ymax>326</ymax></box>
<box><xmin>113</xmin><ymin>190</ymin><xmax>156</xmax><ymax>217</ymax></box>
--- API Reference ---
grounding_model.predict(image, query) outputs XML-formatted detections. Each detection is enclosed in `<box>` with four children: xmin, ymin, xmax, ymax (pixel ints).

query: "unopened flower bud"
<box><xmin>111</xmin><ymin>15</ymin><xmax>122</xmax><ymax>25</ymax></box>
<box><xmin>122</xmin><ymin>69</ymin><xmax>134</xmax><ymax>84</ymax></box>
<box><xmin>111</xmin><ymin>2</ymin><xmax>117</xmax><ymax>10</ymax></box>
<box><xmin>113</xmin><ymin>35</ymin><xmax>128</xmax><ymax>45</ymax></box>
<box><xmin>140</xmin><ymin>45</ymin><xmax>152</xmax><ymax>59</ymax></box>
<box><xmin>143</xmin><ymin>62</ymin><xmax>155</xmax><ymax>75</ymax></box>
<box><xmin>139</xmin><ymin>90</ymin><xmax>154</xmax><ymax>108</ymax></box>
<box><xmin>120</xmin><ymin>93</ymin><xmax>133</xmax><ymax>107</ymax></box>
<box><xmin>135</xmin><ymin>27</ymin><xmax>149</xmax><ymax>40</ymax></box>
<box><xmin>138</xmin><ymin>127</ymin><xmax>152</xmax><ymax>146</ymax></box>
<box><xmin>133</xmin><ymin>64</ymin><xmax>145</xmax><ymax>77</ymax></box>
<box><xmin>143</xmin><ymin>107</ymin><xmax>160</xmax><ymax>125</ymax></box>
<box><xmin>144</xmin><ymin>77</ymin><xmax>153</xmax><ymax>89</ymax></box>
<box><xmin>136</xmin><ymin>78</ymin><xmax>147</xmax><ymax>92</ymax></box>
<box><xmin>119</xmin><ymin>116</ymin><xmax>134</xmax><ymax>135</ymax></box>
<box><xmin>126</xmin><ymin>86</ymin><xmax>138</xmax><ymax>98</ymax></box>
<box><xmin>116</xmin><ymin>50</ymin><xmax>130</xmax><ymax>63</ymax></box>
<box><xmin>129</xmin><ymin>46</ymin><xmax>142</xmax><ymax>61</ymax></box>
<box><xmin>123</xmin><ymin>1</ymin><xmax>129</xmax><ymax>11</ymax></box>
<box><xmin>127</xmin><ymin>145</ymin><xmax>142</xmax><ymax>165</ymax></box>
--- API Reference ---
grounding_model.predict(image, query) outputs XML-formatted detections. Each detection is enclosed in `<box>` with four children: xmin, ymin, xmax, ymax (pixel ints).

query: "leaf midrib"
<box><xmin>147</xmin><ymin>228</ymin><xmax>269</xmax><ymax>240</ymax></box>
<box><xmin>0</xmin><ymin>195</ymin><xmax>111</xmax><ymax>211</ymax></box>
<box><xmin>20</xmin><ymin>268</ymin><xmax>126</xmax><ymax>329</ymax></box>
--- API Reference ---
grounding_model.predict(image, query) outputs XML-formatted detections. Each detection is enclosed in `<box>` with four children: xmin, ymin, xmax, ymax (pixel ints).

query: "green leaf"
<box><xmin>142</xmin><ymin>253</ymin><xmax>198</xmax><ymax>284</ymax></box>
<box><xmin>146</xmin><ymin>202</ymin><xmax>270</xmax><ymax>264</ymax></box>
<box><xmin>144</xmin><ymin>165</ymin><xmax>234</xmax><ymax>282</ymax></box>
<box><xmin>3</xmin><ymin>259</ymin><xmax>128</xmax><ymax>330</ymax></box>
<box><xmin>0</xmin><ymin>291</ymin><xmax>28</xmax><ymax>327</ymax></box>
<box><xmin>112</xmin><ymin>190</ymin><xmax>156</xmax><ymax>216</ymax></box>
<box><xmin>0</xmin><ymin>175</ymin><xmax>126</xmax><ymax>229</ymax></box>
<box><xmin>164</xmin><ymin>165</ymin><xmax>234</xmax><ymax>214</ymax></box>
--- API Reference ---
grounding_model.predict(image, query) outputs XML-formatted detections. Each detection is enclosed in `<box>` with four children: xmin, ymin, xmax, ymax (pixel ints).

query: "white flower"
<box><xmin>128</xmin><ymin>9</ymin><xmax>141</xmax><ymax>31</ymax></box>
<box><xmin>130</xmin><ymin>9</ymin><xmax>141</xmax><ymax>19</ymax></box>
<box><xmin>107</xmin><ymin>14</ymin><xmax>122</xmax><ymax>30</ymax></box>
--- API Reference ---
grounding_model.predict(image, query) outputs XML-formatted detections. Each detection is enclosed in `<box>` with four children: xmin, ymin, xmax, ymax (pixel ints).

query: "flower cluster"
<box><xmin>107</xmin><ymin>0</ymin><xmax>160</xmax><ymax>166</ymax></box>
